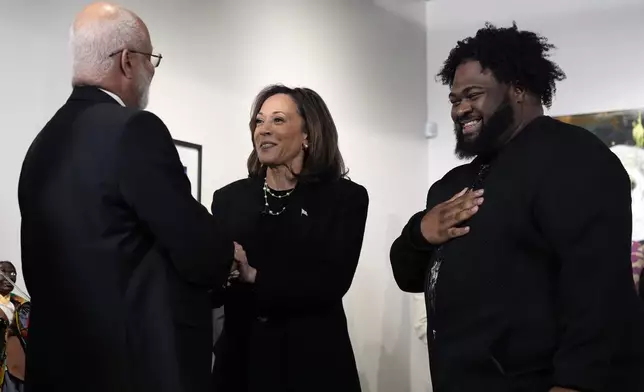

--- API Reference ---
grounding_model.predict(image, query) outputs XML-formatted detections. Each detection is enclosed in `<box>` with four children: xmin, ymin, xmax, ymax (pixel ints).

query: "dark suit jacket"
<box><xmin>18</xmin><ymin>87</ymin><xmax>233</xmax><ymax>392</ymax></box>
<box><xmin>210</xmin><ymin>177</ymin><xmax>368</xmax><ymax>392</ymax></box>
<box><xmin>390</xmin><ymin>116</ymin><xmax>644</xmax><ymax>392</ymax></box>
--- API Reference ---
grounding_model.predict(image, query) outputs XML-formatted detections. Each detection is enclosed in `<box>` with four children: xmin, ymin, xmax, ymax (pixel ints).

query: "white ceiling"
<box><xmin>426</xmin><ymin>0</ymin><xmax>644</xmax><ymax>30</ymax></box>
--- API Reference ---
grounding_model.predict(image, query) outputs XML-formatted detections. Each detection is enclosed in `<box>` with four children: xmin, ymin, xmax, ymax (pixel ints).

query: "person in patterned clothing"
<box><xmin>0</xmin><ymin>261</ymin><xmax>29</xmax><ymax>392</ymax></box>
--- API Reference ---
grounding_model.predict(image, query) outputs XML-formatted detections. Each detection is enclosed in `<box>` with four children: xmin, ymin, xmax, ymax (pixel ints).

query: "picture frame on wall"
<box><xmin>555</xmin><ymin>109</ymin><xmax>644</xmax><ymax>147</ymax></box>
<box><xmin>173</xmin><ymin>139</ymin><xmax>203</xmax><ymax>202</ymax></box>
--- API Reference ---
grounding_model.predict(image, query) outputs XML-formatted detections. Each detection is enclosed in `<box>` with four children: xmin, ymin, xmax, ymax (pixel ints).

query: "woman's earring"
<box><xmin>303</xmin><ymin>143</ymin><xmax>308</xmax><ymax>150</ymax></box>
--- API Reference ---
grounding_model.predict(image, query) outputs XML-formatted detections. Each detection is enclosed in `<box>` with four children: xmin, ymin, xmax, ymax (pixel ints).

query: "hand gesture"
<box><xmin>233</xmin><ymin>242</ymin><xmax>257</xmax><ymax>283</ymax></box>
<box><xmin>420</xmin><ymin>187</ymin><xmax>484</xmax><ymax>245</ymax></box>
<box><xmin>233</xmin><ymin>242</ymin><xmax>247</xmax><ymax>264</ymax></box>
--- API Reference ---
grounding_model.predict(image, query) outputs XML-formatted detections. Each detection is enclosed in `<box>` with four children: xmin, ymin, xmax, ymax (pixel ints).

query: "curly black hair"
<box><xmin>437</xmin><ymin>22</ymin><xmax>566</xmax><ymax>108</ymax></box>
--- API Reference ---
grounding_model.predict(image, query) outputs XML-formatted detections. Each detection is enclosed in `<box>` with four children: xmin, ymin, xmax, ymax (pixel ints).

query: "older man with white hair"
<box><xmin>18</xmin><ymin>3</ymin><xmax>233</xmax><ymax>392</ymax></box>
<box><xmin>70</xmin><ymin>2</ymin><xmax>158</xmax><ymax>109</ymax></box>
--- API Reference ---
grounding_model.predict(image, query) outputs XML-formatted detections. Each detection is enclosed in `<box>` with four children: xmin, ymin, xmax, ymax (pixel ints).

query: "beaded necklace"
<box><xmin>263</xmin><ymin>177</ymin><xmax>295</xmax><ymax>216</ymax></box>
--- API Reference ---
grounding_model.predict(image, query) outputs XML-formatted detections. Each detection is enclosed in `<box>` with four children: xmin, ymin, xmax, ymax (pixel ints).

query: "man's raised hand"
<box><xmin>420</xmin><ymin>187</ymin><xmax>484</xmax><ymax>245</ymax></box>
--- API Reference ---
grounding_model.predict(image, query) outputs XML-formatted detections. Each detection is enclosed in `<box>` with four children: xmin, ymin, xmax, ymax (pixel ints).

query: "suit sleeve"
<box><xmin>253</xmin><ymin>184</ymin><xmax>369</xmax><ymax>314</ymax></box>
<box><xmin>210</xmin><ymin>189</ymin><xmax>230</xmax><ymax>309</ymax></box>
<box><xmin>389</xmin><ymin>185</ymin><xmax>437</xmax><ymax>293</ymax></box>
<box><xmin>117</xmin><ymin>111</ymin><xmax>233</xmax><ymax>287</ymax></box>
<box><xmin>535</xmin><ymin>142</ymin><xmax>635</xmax><ymax>391</ymax></box>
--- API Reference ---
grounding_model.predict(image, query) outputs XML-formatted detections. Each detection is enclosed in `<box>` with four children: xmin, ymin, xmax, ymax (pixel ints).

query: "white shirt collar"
<box><xmin>98</xmin><ymin>88</ymin><xmax>126</xmax><ymax>107</ymax></box>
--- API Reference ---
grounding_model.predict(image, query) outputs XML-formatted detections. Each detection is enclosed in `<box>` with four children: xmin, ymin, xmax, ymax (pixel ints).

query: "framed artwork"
<box><xmin>173</xmin><ymin>139</ymin><xmax>202</xmax><ymax>202</ymax></box>
<box><xmin>555</xmin><ymin>109</ymin><xmax>644</xmax><ymax>147</ymax></box>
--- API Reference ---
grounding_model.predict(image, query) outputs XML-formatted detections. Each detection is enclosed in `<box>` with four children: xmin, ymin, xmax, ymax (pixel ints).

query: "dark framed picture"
<box><xmin>556</xmin><ymin>109</ymin><xmax>644</xmax><ymax>147</ymax></box>
<box><xmin>173</xmin><ymin>139</ymin><xmax>203</xmax><ymax>202</ymax></box>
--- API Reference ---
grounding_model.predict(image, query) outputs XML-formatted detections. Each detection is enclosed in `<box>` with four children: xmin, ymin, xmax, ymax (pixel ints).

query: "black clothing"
<box><xmin>211</xmin><ymin>177</ymin><xmax>368</xmax><ymax>392</ymax></box>
<box><xmin>391</xmin><ymin>116</ymin><xmax>644</xmax><ymax>392</ymax></box>
<box><xmin>19</xmin><ymin>87</ymin><xmax>233</xmax><ymax>392</ymax></box>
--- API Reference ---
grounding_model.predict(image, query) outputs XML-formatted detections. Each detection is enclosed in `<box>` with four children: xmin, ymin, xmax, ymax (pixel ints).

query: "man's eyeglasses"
<box><xmin>109</xmin><ymin>49</ymin><xmax>163</xmax><ymax>68</ymax></box>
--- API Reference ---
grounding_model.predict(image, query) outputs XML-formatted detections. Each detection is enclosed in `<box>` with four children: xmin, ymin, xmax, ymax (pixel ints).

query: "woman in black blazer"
<box><xmin>211</xmin><ymin>85</ymin><xmax>369</xmax><ymax>392</ymax></box>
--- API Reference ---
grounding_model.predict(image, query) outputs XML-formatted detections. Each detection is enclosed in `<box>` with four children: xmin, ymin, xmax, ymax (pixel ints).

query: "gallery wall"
<box><xmin>425</xmin><ymin>0</ymin><xmax>644</xmax><ymax>187</ymax></box>
<box><xmin>0</xmin><ymin>0</ymin><xmax>429</xmax><ymax>391</ymax></box>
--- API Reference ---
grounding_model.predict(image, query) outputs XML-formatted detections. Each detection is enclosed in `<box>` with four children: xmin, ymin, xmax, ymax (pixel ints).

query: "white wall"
<box><xmin>0</xmin><ymin>0</ymin><xmax>429</xmax><ymax>391</ymax></box>
<box><xmin>425</xmin><ymin>0</ymin><xmax>644</xmax><ymax>186</ymax></box>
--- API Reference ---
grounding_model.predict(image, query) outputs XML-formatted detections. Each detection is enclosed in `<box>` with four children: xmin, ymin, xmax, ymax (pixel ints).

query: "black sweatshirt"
<box><xmin>390</xmin><ymin>116</ymin><xmax>644</xmax><ymax>392</ymax></box>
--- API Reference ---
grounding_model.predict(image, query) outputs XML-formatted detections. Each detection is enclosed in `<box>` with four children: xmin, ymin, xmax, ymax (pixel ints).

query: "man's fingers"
<box><xmin>436</xmin><ymin>188</ymin><xmax>468</xmax><ymax>208</ymax></box>
<box><xmin>456</xmin><ymin>196</ymin><xmax>484</xmax><ymax>212</ymax></box>
<box><xmin>453</xmin><ymin>205</ymin><xmax>479</xmax><ymax>224</ymax></box>
<box><xmin>445</xmin><ymin>188</ymin><xmax>484</xmax><ymax>208</ymax></box>
<box><xmin>447</xmin><ymin>226</ymin><xmax>470</xmax><ymax>238</ymax></box>
<box><xmin>441</xmin><ymin>198</ymin><xmax>483</xmax><ymax>224</ymax></box>
<box><xmin>446</xmin><ymin>187</ymin><xmax>468</xmax><ymax>202</ymax></box>
<box><xmin>439</xmin><ymin>206</ymin><xmax>479</xmax><ymax>233</ymax></box>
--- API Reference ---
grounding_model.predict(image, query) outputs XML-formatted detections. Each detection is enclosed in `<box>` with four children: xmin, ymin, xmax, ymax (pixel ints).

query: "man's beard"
<box><xmin>135</xmin><ymin>67</ymin><xmax>152</xmax><ymax>110</ymax></box>
<box><xmin>454</xmin><ymin>98</ymin><xmax>515</xmax><ymax>159</ymax></box>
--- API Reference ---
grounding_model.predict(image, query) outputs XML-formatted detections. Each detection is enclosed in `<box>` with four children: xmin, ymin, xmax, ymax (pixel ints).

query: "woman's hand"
<box><xmin>224</xmin><ymin>259</ymin><xmax>240</xmax><ymax>287</ymax></box>
<box><xmin>234</xmin><ymin>242</ymin><xmax>257</xmax><ymax>283</ymax></box>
